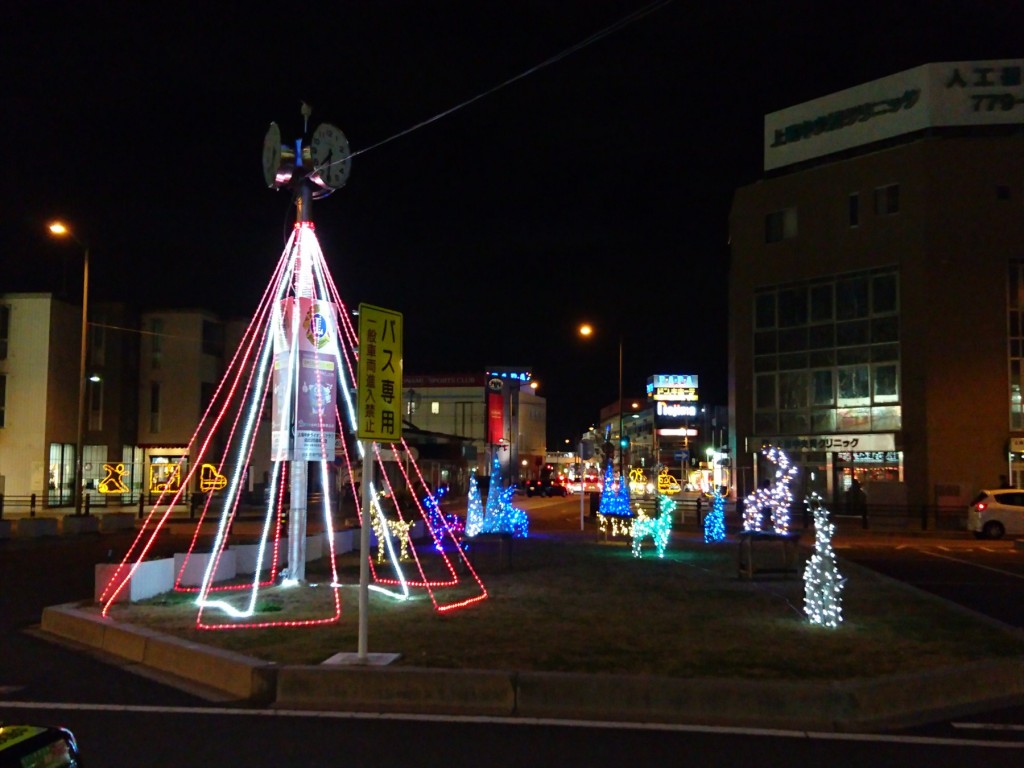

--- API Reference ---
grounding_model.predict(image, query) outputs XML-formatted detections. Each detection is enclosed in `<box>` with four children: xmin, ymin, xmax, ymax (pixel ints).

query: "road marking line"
<box><xmin>0</xmin><ymin>700</ymin><xmax>1022</xmax><ymax>748</ymax></box>
<box><xmin>953</xmin><ymin>722</ymin><xmax>1024</xmax><ymax>732</ymax></box>
<box><xmin>920</xmin><ymin>550</ymin><xmax>1024</xmax><ymax>579</ymax></box>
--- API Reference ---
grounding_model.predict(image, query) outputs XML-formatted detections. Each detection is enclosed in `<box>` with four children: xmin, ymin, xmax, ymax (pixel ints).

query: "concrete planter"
<box><xmin>230</xmin><ymin>542</ymin><xmax>282</xmax><ymax>575</ymax></box>
<box><xmin>14</xmin><ymin>517</ymin><xmax>59</xmax><ymax>538</ymax></box>
<box><xmin>174</xmin><ymin>550</ymin><xmax>238</xmax><ymax>587</ymax></box>
<box><xmin>100</xmin><ymin>512</ymin><xmax>136</xmax><ymax>532</ymax></box>
<box><xmin>325</xmin><ymin>529</ymin><xmax>356</xmax><ymax>554</ymax></box>
<box><xmin>95</xmin><ymin>557</ymin><xmax>175</xmax><ymax>603</ymax></box>
<box><xmin>62</xmin><ymin>515</ymin><xmax>100</xmax><ymax>535</ymax></box>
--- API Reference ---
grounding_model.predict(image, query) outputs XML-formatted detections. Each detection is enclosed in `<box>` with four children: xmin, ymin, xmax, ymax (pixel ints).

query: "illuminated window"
<box><xmin>1009</xmin><ymin>261</ymin><xmax>1024</xmax><ymax>429</ymax></box>
<box><xmin>752</xmin><ymin>267</ymin><xmax>900</xmax><ymax>434</ymax></box>
<box><xmin>431</xmin><ymin>401</ymin><xmax>440</xmax><ymax>415</ymax></box>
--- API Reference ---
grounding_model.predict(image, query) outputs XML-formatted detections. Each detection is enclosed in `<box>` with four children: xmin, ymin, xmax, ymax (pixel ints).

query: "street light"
<box><xmin>578</xmin><ymin>323</ymin><xmax>624</xmax><ymax>477</ymax></box>
<box><xmin>48</xmin><ymin>221</ymin><xmax>90</xmax><ymax>516</ymax></box>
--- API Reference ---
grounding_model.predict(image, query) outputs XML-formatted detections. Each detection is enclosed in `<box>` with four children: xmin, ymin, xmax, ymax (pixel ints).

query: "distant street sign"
<box><xmin>675</xmin><ymin>449</ymin><xmax>690</xmax><ymax>462</ymax></box>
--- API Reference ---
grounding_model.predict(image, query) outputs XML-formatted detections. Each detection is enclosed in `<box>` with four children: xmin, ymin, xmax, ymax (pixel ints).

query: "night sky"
<box><xmin>2</xmin><ymin>1</ymin><xmax>1019</xmax><ymax>443</ymax></box>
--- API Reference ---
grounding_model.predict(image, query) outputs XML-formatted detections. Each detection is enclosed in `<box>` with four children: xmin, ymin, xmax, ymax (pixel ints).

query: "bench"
<box><xmin>737</xmin><ymin>530</ymin><xmax>801</xmax><ymax>579</ymax></box>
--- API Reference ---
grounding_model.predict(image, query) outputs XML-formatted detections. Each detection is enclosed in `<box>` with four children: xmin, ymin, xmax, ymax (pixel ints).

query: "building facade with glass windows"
<box><xmin>728</xmin><ymin>60</ymin><xmax>1024</xmax><ymax>512</ymax></box>
<box><xmin>0</xmin><ymin>293</ymin><xmax>139</xmax><ymax>504</ymax></box>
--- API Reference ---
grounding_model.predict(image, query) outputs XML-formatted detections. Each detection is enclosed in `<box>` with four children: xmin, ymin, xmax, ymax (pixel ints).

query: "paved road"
<box><xmin>834</xmin><ymin>536</ymin><xmax>1024</xmax><ymax>628</ymax></box>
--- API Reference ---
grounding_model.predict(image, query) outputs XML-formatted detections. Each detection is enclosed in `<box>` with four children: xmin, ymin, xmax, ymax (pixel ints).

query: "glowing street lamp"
<box><xmin>48</xmin><ymin>221</ymin><xmax>90</xmax><ymax>516</ymax></box>
<box><xmin>578</xmin><ymin>323</ymin><xmax>624</xmax><ymax>477</ymax></box>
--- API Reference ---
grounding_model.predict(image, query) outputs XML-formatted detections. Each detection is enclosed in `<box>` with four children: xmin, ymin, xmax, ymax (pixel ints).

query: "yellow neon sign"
<box><xmin>628</xmin><ymin>467</ymin><xmax>648</xmax><ymax>494</ymax></box>
<box><xmin>657</xmin><ymin>468</ymin><xmax>682</xmax><ymax>495</ymax></box>
<box><xmin>149</xmin><ymin>463</ymin><xmax>181</xmax><ymax>493</ymax></box>
<box><xmin>199</xmin><ymin>464</ymin><xmax>228</xmax><ymax>493</ymax></box>
<box><xmin>98</xmin><ymin>463</ymin><xmax>130</xmax><ymax>494</ymax></box>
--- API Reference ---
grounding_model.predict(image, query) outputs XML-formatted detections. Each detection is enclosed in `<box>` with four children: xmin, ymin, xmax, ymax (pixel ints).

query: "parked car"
<box><xmin>525</xmin><ymin>479</ymin><xmax>568</xmax><ymax>497</ymax></box>
<box><xmin>967</xmin><ymin>489</ymin><xmax>1024</xmax><ymax>539</ymax></box>
<box><xmin>0</xmin><ymin>723</ymin><xmax>79</xmax><ymax>767</ymax></box>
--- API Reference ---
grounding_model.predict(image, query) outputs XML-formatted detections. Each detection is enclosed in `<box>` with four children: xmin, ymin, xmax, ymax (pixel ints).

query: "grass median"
<box><xmin>96</xmin><ymin>532</ymin><xmax>1024</xmax><ymax>680</ymax></box>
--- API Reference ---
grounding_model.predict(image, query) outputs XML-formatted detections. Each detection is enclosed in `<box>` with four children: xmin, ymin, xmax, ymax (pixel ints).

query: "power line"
<box><xmin>314</xmin><ymin>0</ymin><xmax>674</xmax><ymax>177</ymax></box>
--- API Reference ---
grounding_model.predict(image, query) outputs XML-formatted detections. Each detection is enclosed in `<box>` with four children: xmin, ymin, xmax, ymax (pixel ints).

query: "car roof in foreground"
<box><xmin>0</xmin><ymin>724</ymin><xmax>78</xmax><ymax>767</ymax></box>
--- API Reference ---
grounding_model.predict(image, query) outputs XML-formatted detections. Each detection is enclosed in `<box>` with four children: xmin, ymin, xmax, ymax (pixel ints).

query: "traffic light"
<box><xmin>619</xmin><ymin>436</ymin><xmax>629</xmax><ymax>449</ymax></box>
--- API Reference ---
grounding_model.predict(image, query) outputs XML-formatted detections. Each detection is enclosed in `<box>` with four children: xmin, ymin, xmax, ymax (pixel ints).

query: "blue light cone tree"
<box><xmin>703</xmin><ymin>488</ymin><xmax>726</xmax><ymax>543</ymax></box>
<box><xmin>475</xmin><ymin>452</ymin><xmax>528</xmax><ymax>538</ymax></box>
<box><xmin>803</xmin><ymin>492</ymin><xmax>844</xmax><ymax>627</ymax></box>
<box><xmin>464</xmin><ymin>474</ymin><xmax>485</xmax><ymax>538</ymax></box>
<box><xmin>598</xmin><ymin>461</ymin><xmax>631</xmax><ymax>517</ymax></box>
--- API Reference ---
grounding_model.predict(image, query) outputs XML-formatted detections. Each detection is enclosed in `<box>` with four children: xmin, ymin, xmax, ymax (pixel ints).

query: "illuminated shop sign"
<box><xmin>746</xmin><ymin>434</ymin><xmax>895</xmax><ymax>452</ymax></box>
<box><xmin>647</xmin><ymin>373</ymin><xmax>699</xmax><ymax>402</ymax></box>
<box><xmin>656</xmin><ymin>402</ymin><xmax>697</xmax><ymax>418</ymax></box>
<box><xmin>657</xmin><ymin>428</ymin><xmax>699</xmax><ymax>437</ymax></box>
<box><xmin>836</xmin><ymin>451</ymin><xmax>900</xmax><ymax>464</ymax></box>
<box><xmin>485</xmin><ymin>369</ymin><xmax>532</xmax><ymax>382</ymax></box>
<box><xmin>651</xmin><ymin>387</ymin><xmax>698</xmax><ymax>402</ymax></box>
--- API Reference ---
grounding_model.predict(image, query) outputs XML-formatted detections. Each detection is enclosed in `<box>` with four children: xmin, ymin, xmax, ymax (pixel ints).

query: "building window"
<box><xmin>0</xmin><ymin>304</ymin><xmax>9</xmax><ymax>360</ymax></box>
<box><xmin>848</xmin><ymin>193</ymin><xmax>860</xmax><ymax>227</ymax></box>
<box><xmin>88</xmin><ymin>378</ymin><xmax>103</xmax><ymax>431</ymax></box>
<box><xmin>1009</xmin><ymin>261</ymin><xmax>1024</xmax><ymax>429</ymax></box>
<box><xmin>0</xmin><ymin>373</ymin><xmax>6</xmax><ymax>427</ymax></box>
<box><xmin>431</xmin><ymin>401</ymin><xmax>440</xmax><ymax>415</ymax></box>
<box><xmin>201</xmin><ymin>382</ymin><xmax>217</xmax><ymax>413</ymax></box>
<box><xmin>150</xmin><ymin>381</ymin><xmax>161</xmax><ymax>433</ymax></box>
<box><xmin>90</xmin><ymin>321</ymin><xmax>105</xmax><ymax>367</ymax></box>
<box><xmin>873</xmin><ymin>184</ymin><xmax>899</xmax><ymax>215</ymax></box>
<box><xmin>765</xmin><ymin>207</ymin><xmax>798</xmax><ymax>243</ymax></box>
<box><xmin>202</xmin><ymin>319</ymin><xmax>224</xmax><ymax>357</ymax></box>
<box><xmin>150</xmin><ymin>318</ymin><xmax>164</xmax><ymax>370</ymax></box>
<box><xmin>752</xmin><ymin>266</ymin><xmax>900</xmax><ymax>434</ymax></box>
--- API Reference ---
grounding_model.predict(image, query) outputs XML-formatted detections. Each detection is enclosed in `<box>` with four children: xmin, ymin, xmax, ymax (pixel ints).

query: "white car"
<box><xmin>967</xmin><ymin>489</ymin><xmax>1024</xmax><ymax>539</ymax></box>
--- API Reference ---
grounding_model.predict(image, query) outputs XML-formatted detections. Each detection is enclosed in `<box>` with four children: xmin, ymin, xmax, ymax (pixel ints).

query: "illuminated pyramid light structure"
<box><xmin>100</xmin><ymin>117</ymin><xmax>487</xmax><ymax>628</ymax></box>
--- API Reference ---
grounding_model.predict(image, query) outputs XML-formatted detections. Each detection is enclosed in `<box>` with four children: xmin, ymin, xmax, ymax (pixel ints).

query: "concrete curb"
<box><xmin>36</xmin><ymin>601</ymin><xmax>1024</xmax><ymax>731</ymax></box>
<box><xmin>276</xmin><ymin>666</ymin><xmax>516</xmax><ymax>717</ymax></box>
<box><xmin>40</xmin><ymin>603</ymin><xmax>277</xmax><ymax>703</ymax></box>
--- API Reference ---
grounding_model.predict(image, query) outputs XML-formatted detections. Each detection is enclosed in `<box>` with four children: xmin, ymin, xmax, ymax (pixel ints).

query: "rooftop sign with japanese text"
<box><xmin>357</xmin><ymin>303</ymin><xmax>403</xmax><ymax>442</ymax></box>
<box><xmin>765</xmin><ymin>60</ymin><xmax>1024</xmax><ymax>171</ymax></box>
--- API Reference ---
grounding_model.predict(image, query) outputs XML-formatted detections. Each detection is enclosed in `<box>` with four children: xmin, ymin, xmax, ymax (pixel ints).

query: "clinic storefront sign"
<box><xmin>747</xmin><ymin>433</ymin><xmax>896</xmax><ymax>453</ymax></box>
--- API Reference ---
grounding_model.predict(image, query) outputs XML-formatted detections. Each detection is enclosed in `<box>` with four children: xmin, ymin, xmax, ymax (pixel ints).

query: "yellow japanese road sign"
<box><xmin>357</xmin><ymin>303</ymin><xmax>403</xmax><ymax>442</ymax></box>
